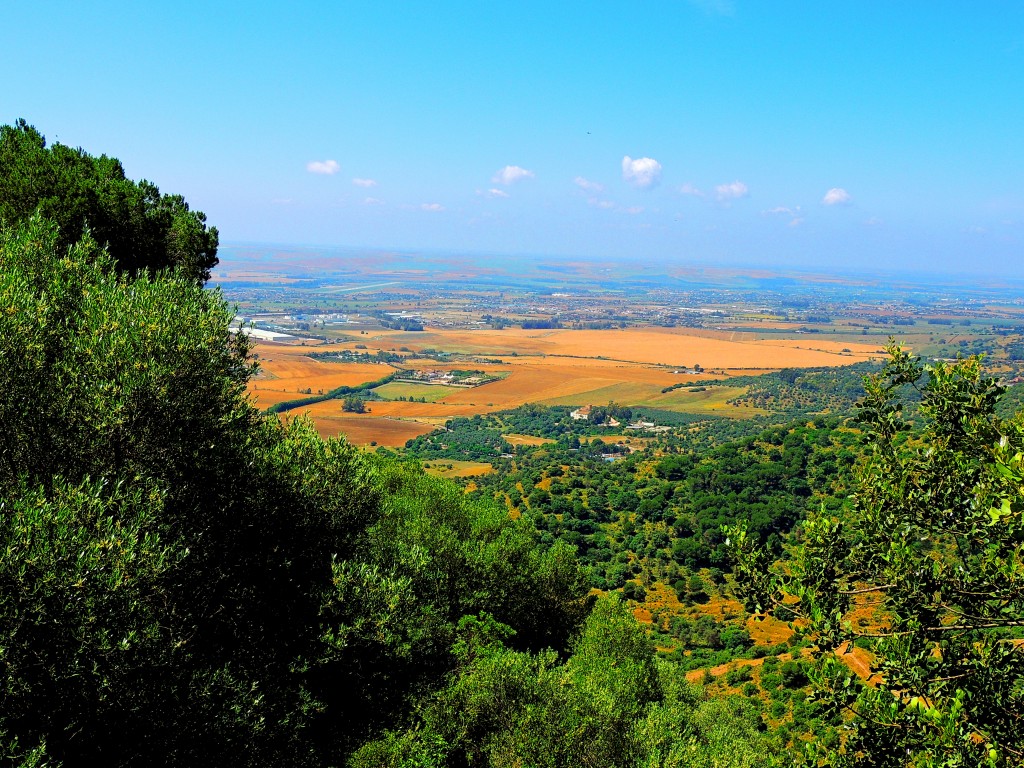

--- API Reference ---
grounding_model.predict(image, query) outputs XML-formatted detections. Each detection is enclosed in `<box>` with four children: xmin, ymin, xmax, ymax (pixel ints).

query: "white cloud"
<box><xmin>622</xmin><ymin>156</ymin><xmax>662</xmax><ymax>188</ymax></box>
<box><xmin>306</xmin><ymin>159</ymin><xmax>340</xmax><ymax>175</ymax></box>
<box><xmin>492</xmin><ymin>165</ymin><xmax>535</xmax><ymax>185</ymax></box>
<box><xmin>624</xmin><ymin>206</ymin><xmax>645</xmax><ymax>215</ymax></box>
<box><xmin>764</xmin><ymin>205</ymin><xmax>802</xmax><ymax>227</ymax></box>
<box><xmin>822</xmin><ymin>187</ymin><xmax>851</xmax><ymax>205</ymax></box>
<box><xmin>679</xmin><ymin>183</ymin><xmax>705</xmax><ymax>197</ymax></box>
<box><xmin>352</xmin><ymin>177</ymin><xmax>377</xmax><ymax>188</ymax></box>
<box><xmin>588</xmin><ymin>198</ymin><xmax>616</xmax><ymax>210</ymax></box>
<box><xmin>715</xmin><ymin>180</ymin><xmax>749</xmax><ymax>201</ymax></box>
<box><xmin>363</xmin><ymin>197</ymin><xmax>384</xmax><ymax>206</ymax></box>
<box><xmin>574</xmin><ymin>176</ymin><xmax>605</xmax><ymax>193</ymax></box>
<box><xmin>420</xmin><ymin>203</ymin><xmax>444</xmax><ymax>212</ymax></box>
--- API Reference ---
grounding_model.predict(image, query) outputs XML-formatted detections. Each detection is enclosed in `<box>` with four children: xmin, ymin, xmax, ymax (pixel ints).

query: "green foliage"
<box><xmin>725</xmin><ymin>665</ymin><xmax>754</xmax><ymax>686</ymax></box>
<box><xmin>624</xmin><ymin>580</ymin><xmax>648</xmax><ymax>602</ymax></box>
<box><xmin>421</xmin><ymin>403</ymin><xmax>858</xmax><ymax>598</ymax></box>
<box><xmin>353</xmin><ymin>596</ymin><xmax>782</xmax><ymax>767</ymax></box>
<box><xmin>0</xmin><ymin>217</ymin><xmax>595</xmax><ymax>765</ymax></box>
<box><xmin>778</xmin><ymin>660</ymin><xmax>808</xmax><ymax>689</ymax></box>
<box><xmin>0</xmin><ymin>120</ymin><xmax>218</xmax><ymax>282</ymax></box>
<box><xmin>342</xmin><ymin>395</ymin><xmax>367</xmax><ymax>412</ymax></box>
<box><xmin>710</xmin><ymin>362</ymin><xmax>879</xmax><ymax>414</ymax></box>
<box><xmin>730</xmin><ymin>341</ymin><xmax>1024</xmax><ymax>766</ymax></box>
<box><xmin>405</xmin><ymin>415</ymin><xmax>514</xmax><ymax>460</ymax></box>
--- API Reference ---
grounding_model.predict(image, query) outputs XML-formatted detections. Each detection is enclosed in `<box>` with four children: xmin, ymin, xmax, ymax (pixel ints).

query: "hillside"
<box><xmin>3</xmin><ymin>124</ymin><xmax>1023</xmax><ymax>766</ymax></box>
<box><xmin>0</xmin><ymin>215</ymin><xmax>780</xmax><ymax>765</ymax></box>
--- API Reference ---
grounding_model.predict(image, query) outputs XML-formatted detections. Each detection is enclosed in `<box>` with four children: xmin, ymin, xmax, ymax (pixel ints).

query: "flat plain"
<box><xmin>224</xmin><ymin>247</ymin><xmax>1024</xmax><ymax>446</ymax></box>
<box><xmin>247</xmin><ymin>326</ymin><xmax>881</xmax><ymax>444</ymax></box>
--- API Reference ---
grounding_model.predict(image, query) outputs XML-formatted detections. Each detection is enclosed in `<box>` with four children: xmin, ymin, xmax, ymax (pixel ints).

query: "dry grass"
<box><xmin>422</xmin><ymin>460</ymin><xmax>494</xmax><ymax>479</ymax></box>
<box><xmin>503</xmin><ymin>434</ymin><xmax>556</xmax><ymax>446</ymax></box>
<box><xmin>747</xmin><ymin>615</ymin><xmax>794</xmax><ymax>646</ymax></box>
<box><xmin>284</xmin><ymin>413</ymin><xmax>435</xmax><ymax>447</ymax></box>
<box><xmin>540</xmin><ymin>382</ymin><xmax>764</xmax><ymax>416</ymax></box>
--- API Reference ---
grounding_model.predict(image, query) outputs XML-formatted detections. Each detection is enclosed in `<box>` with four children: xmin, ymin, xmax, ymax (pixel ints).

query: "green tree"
<box><xmin>352</xmin><ymin>596</ymin><xmax>781</xmax><ymax>768</ymax></box>
<box><xmin>0</xmin><ymin>120</ymin><xmax>218</xmax><ymax>282</ymax></box>
<box><xmin>0</xmin><ymin>217</ymin><xmax>593</xmax><ymax>765</ymax></box>
<box><xmin>343</xmin><ymin>395</ymin><xmax>367</xmax><ymax>412</ymax></box>
<box><xmin>729</xmin><ymin>342</ymin><xmax>1024</xmax><ymax>766</ymax></box>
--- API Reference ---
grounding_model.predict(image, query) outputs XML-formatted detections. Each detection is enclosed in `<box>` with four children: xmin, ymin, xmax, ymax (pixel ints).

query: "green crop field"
<box><xmin>374</xmin><ymin>381</ymin><xmax>464</xmax><ymax>402</ymax></box>
<box><xmin>539</xmin><ymin>382</ymin><xmax>764</xmax><ymax>417</ymax></box>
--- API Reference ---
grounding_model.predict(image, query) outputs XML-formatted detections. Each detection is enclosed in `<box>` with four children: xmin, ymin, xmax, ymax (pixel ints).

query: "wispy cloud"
<box><xmin>306</xmin><ymin>159</ymin><xmax>340</xmax><ymax>175</ymax></box>
<box><xmin>822</xmin><ymin>187</ymin><xmax>851</xmax><ymax>205</ymax></box>
<box><xmin>363</xmin><ymin>197</ymin><xmax>384</xmax><ymax>206</ymax></box>
<box><xmin>764</xmin><ymin>205</ymin><xmax>802</xmax><ymax>226</ymax></box>
<box><xmin>679</xmin><ymin>183</ymin><xmax>705</xmax><ymax>197</ymax></box>
<box><xmin>622</xmin><ymin>156</ymin><xmax>662</xmax><ymax>188</ymax></box>
<box><xmin>352</xmin><ymin>177</ymin><xmax>377</xmax><ymax>188</ymax></box>
<box><xmin>715</xmin><ymin>180</ymin><xmax>749</xmax><ymax>201</ymax></box>
<box><xmin>624</xmin><ymin>206</ymin><xmax>645</xmax><ymax>215</ymax></box>
<box><xmin>420</xmin><ymin>203</ymin><xmax>444</xmax><ymax>212</ymax></box>
<box><xmin>492</xmin><ymin>165</ymin><xmax>535</xmax><ymax>185</ymax></box>
<box><xmin>588</xmin><ymin>199</ymin><xmax>616</xmax><ymax>210</ymax></box>
<box><xmin>574</xmin><ymin>176</ymin><xmax>605</xmax><ymax>193</ymax></box>
<box><xmin>481</xmin><ymin>188</ymin><xmax>509</xmax><ymax>198</ymax></box>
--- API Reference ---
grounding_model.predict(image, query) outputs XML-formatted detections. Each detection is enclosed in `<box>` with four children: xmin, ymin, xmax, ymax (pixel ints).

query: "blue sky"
<box><xmin>3</xmin><ymin>2</ymin><xmax>1023</xmax><ymax>275</ymax></box>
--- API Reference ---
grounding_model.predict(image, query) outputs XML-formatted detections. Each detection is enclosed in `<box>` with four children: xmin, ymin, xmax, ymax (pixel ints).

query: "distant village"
<box><xmin>393</xmin><ymin>368</ymin><xmax>498</xmax><ymax>388</ymax></box>
<box><xmin>569</xmin><ymin>405</ymin><xmax>671</xmax><ymax>433</ymax></box>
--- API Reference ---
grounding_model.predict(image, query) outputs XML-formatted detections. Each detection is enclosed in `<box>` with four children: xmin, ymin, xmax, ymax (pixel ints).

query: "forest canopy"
<box><xmin>0</xmin><ymin>119</ymin><xmax>218</xmax><ymax>282</ymax></box>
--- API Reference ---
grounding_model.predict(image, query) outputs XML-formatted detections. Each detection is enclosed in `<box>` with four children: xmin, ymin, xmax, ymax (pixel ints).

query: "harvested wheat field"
<box><xmin>289</xmin><ymin>413</ymin><xmax>435</xmax><ymax>447</ymax></box>
<box><xmin>436</xmin><ymin>360</ymin><xmax>680</xmax><ymax>409</ymax></box>
<box><xmin>503</xmin><ymin>434</ymin><xmax>556</xmax><ymax>447</ymax></box>
<box><xmin>246</xmin><ymin>327</ymin><xmax>880</xmax><ymax>443</ymax></box>
<box><xmin>303</xmin><ymin>399</ymin><xmax>501</xmax><ymax>421</ymax></box>
<box><xmin>375</xmin><ymin>326</ymin><xmax>882</xmax><ymax>368</ymax></box>
<box><xmin>422</xmin><ymin>460</ymin><xmax>494</xmax><ymax>479</ymax></box>
<box><xmin>247</xmin><ymin>341</ymin><xmax>395</xmax><ymax>408</ymax></box>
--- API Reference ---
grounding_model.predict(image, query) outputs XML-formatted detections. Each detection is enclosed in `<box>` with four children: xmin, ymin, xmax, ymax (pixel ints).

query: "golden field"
<box><xmin>248</xmin><ymin>343</ymin><xmax>394</xmax><ymax>408</ymax></box>
<box><xmin>367</xmin><ymin>326</ymin><xmax>881</xmax><ymax>368</ymax></box>
<box><xmin>282</xmin><ymin>411</ymin><xmax>436</xmax><ymax>447</ymax></box>
<box><xmin>247</xmin><ymin>328</ymin><xmax>883</xmax><ymax>444</ymax></box>
<box><xmin>503</xmin><ymin>434</ymin><xmax>556</xmax><ymax>447</ymax></box>
<box><xmin>422</xmin><ymin>460</ymin><xmax>494</xmax><ymax>479</ymax></box>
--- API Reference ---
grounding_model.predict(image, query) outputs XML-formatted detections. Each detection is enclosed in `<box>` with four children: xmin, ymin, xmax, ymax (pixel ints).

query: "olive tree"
<box><xmin>730</xmin><ymin>342</ymin><xmax>1024</xmax><ymax>766</ymax></box>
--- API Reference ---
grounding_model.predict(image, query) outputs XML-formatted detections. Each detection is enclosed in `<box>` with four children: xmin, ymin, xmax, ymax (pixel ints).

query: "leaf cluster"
<box><xmin>0</xmin><ymin>120</ymin><xmax>218</xmax><ymax>282</ymax></box>
<box><xmin>729</xmin><ymin>340</ymin><xmax>1024</xmax><ymax>766</ymax></box>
